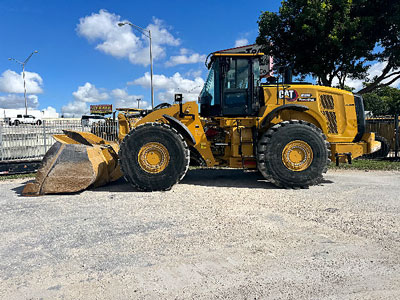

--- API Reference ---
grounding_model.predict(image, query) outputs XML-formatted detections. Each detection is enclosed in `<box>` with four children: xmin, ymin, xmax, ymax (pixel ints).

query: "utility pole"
<box><xmin>8</xmin><ymin>50</ymin><xmax>39</xmax><ymax>116</ymax></box>
<box><xmin>118</xmin><ymin>21</ymin><xmax>154</xmax><ymax>109</ymax></box>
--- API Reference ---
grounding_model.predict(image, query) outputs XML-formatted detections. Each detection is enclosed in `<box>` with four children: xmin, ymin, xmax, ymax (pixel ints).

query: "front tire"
<box><xmin>257</xmin><ymin>120</ymin><xmax>330</xmax><ymax>188</ymax></box>
<box><xmin>119</xmin><ymin>123</ymin><xmax>190</xmax><ymax>191</ymax></box>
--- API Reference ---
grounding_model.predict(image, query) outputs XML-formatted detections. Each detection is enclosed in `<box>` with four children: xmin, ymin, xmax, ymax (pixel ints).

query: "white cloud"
<box><xmin>130</xmin><ymin>72</ymin><xmax>204</xmax><ymax>103</ymax></box>
<box><xmin>333</xmin><ymin>61</ymin><xmax>400</xmax><ymax>91</ymax></box>
<box><xmin>111</xmin><ymin>88</ymin><xmax>148</xmax><ymax>109</ymax></box>
<box><xmin>147</xmin><ymin>18</ymin><xmax>180</xmax><ymax>46</ymax></box>
<box><xmin>77</xmin><ymin>10</ymin><xmax>141</xmax><ymax>58</ymax></box>
<box><xmin>41</xmin><ymin>106</ymin><xmax>59</xmax><ymax>118</ymax></box>
<box><xmin>0</xmin><ymin>94</ymin><xmax>39</xmax><ymax>109</ymax></box>
<box><xmin>0</xmin><ymin>69</ymin><xmax>43</xmax><ymax>94</ymax></box>
<box><xmin>234</xmin><ymin>38</ymin><xmax>249</xmax><ymax>47</ymax></box>
<box><xmin>62</xmin><ymin>82</ymin><xmax>109</xmax><ymax>118</ymax></box>
<box><xmin>180</xmin><ymin>48</ymin><xmax>189</xmax><ymax>55</ymax></box>
<box><xmin>62</xmin><ymin>82</ymin><xmax>154</xmax><ymax>117</ymax></box>
<box><xmin>77</xmin><ymin>10</ymin><xmax>180</xmax><ymax>66</ymax></box>
<box><xmin>61</xmin><ymin>101</ymin><xmax>89</xmax><ymax>118</ymax></box>
<box><xmin>165</xmin><ymin>48</ymin><xmax>206</xmax><ymax>67</ymax></box>
<box><xmin>128</xmin><ymin>44</ymin><xmax>164</xmax><ymax>66</ymax></box>
<box><xmin>73</xmin><ymin>82</ymin><xmax>109</xmax><ymax>103</ymax></box>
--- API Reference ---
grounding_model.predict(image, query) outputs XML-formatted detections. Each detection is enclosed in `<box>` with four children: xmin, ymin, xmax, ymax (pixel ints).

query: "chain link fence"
<box><xmin>0</xmin><ymin>120</ymin><xmax>118</xmax><ymax>162</ymax></box>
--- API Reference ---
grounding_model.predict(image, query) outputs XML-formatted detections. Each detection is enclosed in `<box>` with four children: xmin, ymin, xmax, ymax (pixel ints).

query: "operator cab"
<box><xmin>199</xmin><ymin>44</ymin><xmax>272</xmax><ymax>117</ymax></box>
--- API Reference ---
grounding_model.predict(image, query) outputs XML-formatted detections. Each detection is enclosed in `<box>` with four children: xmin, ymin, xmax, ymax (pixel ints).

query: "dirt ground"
<box><xmin>0</xmin><ymin>169</ymin><xmax>399</xmax><ymax>300</ymax></box>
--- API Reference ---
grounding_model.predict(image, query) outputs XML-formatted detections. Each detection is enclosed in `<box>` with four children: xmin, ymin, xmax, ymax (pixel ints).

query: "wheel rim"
<box><xmin>137</xmin><ymin>142</ymin><xmax>170</xmax><ymax>174</ymax></box>
<box><xmin>282</xmin><ymin>140</ymin><xmax>313</xmax><ymax>171</ymax></box>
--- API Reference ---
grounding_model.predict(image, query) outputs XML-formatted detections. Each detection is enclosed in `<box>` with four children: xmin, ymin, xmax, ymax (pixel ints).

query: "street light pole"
<box><xmin>118</xmin><ymin>21</ymin><xmax>154</xmax><ymax>109</ymax></box>
<box><xmin>8</xmin><ymin>50</ymin><xmax>39</xmax><ymax>116</ymax></box>
<box><xmin>149</xmin><ymin>30</ymin><xmax>154</xmax><ymax>110</ymax></box>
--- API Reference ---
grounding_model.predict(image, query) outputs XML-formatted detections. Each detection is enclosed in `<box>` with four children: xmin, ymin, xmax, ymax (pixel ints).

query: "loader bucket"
<box><xmin>22</xmin><ymin>130</ymin><xmax>123</xmax><ymax>196</ymax></box>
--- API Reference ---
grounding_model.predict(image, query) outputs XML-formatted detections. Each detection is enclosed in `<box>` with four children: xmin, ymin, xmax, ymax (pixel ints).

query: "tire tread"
<box><xmin>257</xmin><ymin>120</ymin><xmax>330</xmax><ymax>188</ymax></box>
<box><xmin>119</xmin><ymin>122</ymin><xmax>190</xmax><ymax>191</ymax></box>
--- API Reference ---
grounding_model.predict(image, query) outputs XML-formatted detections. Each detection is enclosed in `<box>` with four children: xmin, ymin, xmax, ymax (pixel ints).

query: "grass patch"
<box><xmin>329</xmin><ymin>159</ymin><xmax>400</xmax><ymax>171</ymax></box>
<box><xmin>0</xmin><ymin>173</ymin><xmax>36</xmax><ymax>181</ymax></box>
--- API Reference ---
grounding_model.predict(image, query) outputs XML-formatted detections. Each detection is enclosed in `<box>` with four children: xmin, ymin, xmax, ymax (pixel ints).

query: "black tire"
<box><xmin>257</xmin><ymin>120</ymin><xmax>330</xmax><ymax>188</ymax></box>
<box><xmin>363</xmin><ymin>135</ymin><xmax>390</xmax><ymax>159</ymax></box>
<box><xmin>36</xmin><ymin>120</ymin><xmax>42</xmax><ymax>126</ymax></box>
<box><xmin>14</xmin><ymin>120</ymin><xmax>19</xmax><ymax>126</ymax></box>
<box><xmin>119</xmin><ymin>122</ymin><xmax>190</xmax><ymax>191</ymax></box>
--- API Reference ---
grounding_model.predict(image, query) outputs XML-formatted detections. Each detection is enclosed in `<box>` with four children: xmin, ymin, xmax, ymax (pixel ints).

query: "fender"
<box><xmin>260</xmin><ymin>104</ymin><xmax>310</xmax><ymax>128</ymax></box>
<box><xmin>163</xmin><ymin>114</ymin><xmax>196</xmax><ymax>145</ymax></box>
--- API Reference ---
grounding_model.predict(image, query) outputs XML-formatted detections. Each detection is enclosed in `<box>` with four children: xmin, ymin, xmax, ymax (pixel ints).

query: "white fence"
<box><xmin>0</xmin><ymin>120</ymin><xmax>118</xmax><ymax>162</ymax></box>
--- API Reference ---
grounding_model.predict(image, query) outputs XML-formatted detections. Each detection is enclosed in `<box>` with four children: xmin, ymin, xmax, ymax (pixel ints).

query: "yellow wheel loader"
<box><xmin>23</xmin><ymin>45</ymin><xmax>381</xmax><ymax>195</ymax></box>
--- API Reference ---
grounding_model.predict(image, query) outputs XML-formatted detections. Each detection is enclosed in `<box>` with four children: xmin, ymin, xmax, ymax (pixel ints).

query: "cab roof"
<box><xmin>211</xmin><ymin>44</ymin><xmax>265</xmax><ymax>57</ymax></box>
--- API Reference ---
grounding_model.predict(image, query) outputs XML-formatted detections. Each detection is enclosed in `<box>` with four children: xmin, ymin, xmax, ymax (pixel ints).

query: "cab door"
<box><xmin>221</xmin><ymin>57</ymin><xmax>250</xmax><ymax>116</ymax></box>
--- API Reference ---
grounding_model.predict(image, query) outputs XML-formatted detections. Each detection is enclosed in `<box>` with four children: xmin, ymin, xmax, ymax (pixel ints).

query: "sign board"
<box><xmin>90</xmin><ymin>104</ymin><xmax>112</xmax><ymax>115</ymax></box>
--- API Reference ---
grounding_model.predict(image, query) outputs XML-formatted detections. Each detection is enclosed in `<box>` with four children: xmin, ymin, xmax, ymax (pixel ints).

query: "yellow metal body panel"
<box><xmin>260</xmin><ymin>84</ymin><xmax>359</xmax><ymax>143</ymax></box>
<box><xmin>133</xmin><ymin>102</ymin><xmax>217</xmax><ymax>167</ymax></box>
<box><xmin>117</xmin><ymin>113</ymin><xmax>130</xmax><ymax>141</ymax></box>
<box><xmin>53</xmin><ymin>131</ymin><xmax>110</xmax><ymax>145</ymax></box>
<box><xmin>53</xmin><ymin>134</ymin><xmax>80</xmax><ymax>144</ymax></box>
<box><xmin>117</xmin><ymin>112</ymin><xmax>142</xmax><ymax>141</ymax></box>
<box><xmin>212</xmin><ymin>117</ymin><xmax>257</xmax><ymax>168</ymax></box>
<box><xmin>87</xmin><ymin>144</ymin><xmax>123</xmax><ymax>186</ymax></box>
<box><xmin>330</xmin><ymin>134</ymin><xmax>380</xmax><ymax>162</ymax></box>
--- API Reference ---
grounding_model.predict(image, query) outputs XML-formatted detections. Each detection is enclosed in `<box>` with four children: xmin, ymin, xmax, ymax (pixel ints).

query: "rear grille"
<box><xmin>322</xmin><ymin>111</ymin><xmax>338</xmax><ymax>134</ymax></box>
<box><xmin>320</xmin><ymin>94</ymin><xmax>335</xmax><ymax>109</ymax></box>
<box><xmin>320</xmin><ymin>94</ymin><xmax>338</xmax><ymax>134</ymax></box>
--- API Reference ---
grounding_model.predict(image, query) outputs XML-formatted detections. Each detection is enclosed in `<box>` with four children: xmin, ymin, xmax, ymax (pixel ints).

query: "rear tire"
<box><xmin>14</xmin><ymin>120</ymin><xmax>19</xmax><ymax>126</ymax></box>
<box><xmin>119</xmin><ymin>123</ymin><xmax>190</xmax><ymax>191</ymax></box>
<box><xmin>257</xmin><ymin>120</ymin><xmax>330</xmax><ymax>188</ymax></box>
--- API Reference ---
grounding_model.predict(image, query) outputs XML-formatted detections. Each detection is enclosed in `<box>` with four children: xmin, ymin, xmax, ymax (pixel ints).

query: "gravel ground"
<box><xmin>0</xmin><ymin>169</ymin><xmax>399</xmax><ymax>300</ymax></box>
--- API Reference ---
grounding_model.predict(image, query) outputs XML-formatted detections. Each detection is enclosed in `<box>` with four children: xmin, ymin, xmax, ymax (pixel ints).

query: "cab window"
<box><xmin>224</xmin><ymin>58</ymin><xmax>249</xmax><ymax>90</ymax></box>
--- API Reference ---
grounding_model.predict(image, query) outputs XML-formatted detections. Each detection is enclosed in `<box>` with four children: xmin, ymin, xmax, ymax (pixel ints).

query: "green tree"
<box><xmin>257</xmin><ymin>0</ymin><xmax>400</xmax><ymax>94</ymax></box>
<box><xmin>363</xmin><ymin>87</ymin><xmax>400</xmax><ymax>115</ymax></box>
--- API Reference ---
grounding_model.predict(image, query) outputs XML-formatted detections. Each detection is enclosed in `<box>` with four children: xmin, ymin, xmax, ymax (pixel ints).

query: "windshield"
<box><xmin>199</xmin><ymin>62</ymin><xmax>215</xmax><ymax>105</ymax></box>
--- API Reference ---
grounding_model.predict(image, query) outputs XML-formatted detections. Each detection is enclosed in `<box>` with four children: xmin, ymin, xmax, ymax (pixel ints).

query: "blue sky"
<box><xmin>0</xmin><ymin>0</ymin><xmax>281</xmax><ymax>117</ymax></box>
